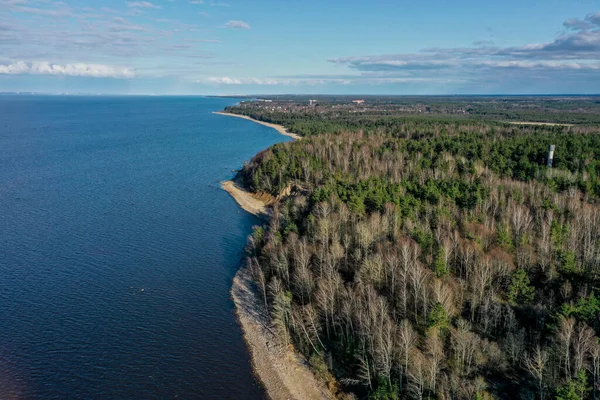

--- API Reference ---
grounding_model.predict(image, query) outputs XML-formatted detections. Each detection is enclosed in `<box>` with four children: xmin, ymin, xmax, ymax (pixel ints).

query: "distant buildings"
<box><xmin>352</xmin><ymin>99</ymin><xmax>365</xmax><ymax>104</ymax></box>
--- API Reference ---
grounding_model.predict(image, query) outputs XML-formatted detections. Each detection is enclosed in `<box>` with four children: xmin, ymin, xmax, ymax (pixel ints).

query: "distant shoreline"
<box><xmin>505</xmin><ymin>121</ymin><xmax>574</xmax><ymax>127</ymax></box>
<box><xmin>213</xmin><ymin>111</ymin><xmax>303</xmax><ymax>140</ymax></box>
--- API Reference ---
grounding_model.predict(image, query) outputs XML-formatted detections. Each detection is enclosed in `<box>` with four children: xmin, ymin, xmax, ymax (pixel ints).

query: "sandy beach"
<box><xmin>231</xmin><ymin>265</ymin><xmax>331</xmax><ymax>400</ymax></box>
<box><xmin>213</xmin><ymin>112</ymin><xmax>303</xmax><ymax>140</ymax></box>
<box><xmin>221</xmin><ymin>180</ymin><xmax>270</xmax><ymax>217</ymax></box>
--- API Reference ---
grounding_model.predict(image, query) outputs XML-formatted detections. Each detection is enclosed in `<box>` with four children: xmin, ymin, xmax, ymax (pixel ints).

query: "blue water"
<box><xmin>0</xmin><ymin>95</ymin><xmax>290</xmax><ymax>399</ymax></box>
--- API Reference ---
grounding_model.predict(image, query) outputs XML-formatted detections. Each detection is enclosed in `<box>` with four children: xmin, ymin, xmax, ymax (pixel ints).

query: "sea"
<box><xmin>0</xmin><ymin>95</ymin><xmax>291</xmax><ymax>399</ymax></box>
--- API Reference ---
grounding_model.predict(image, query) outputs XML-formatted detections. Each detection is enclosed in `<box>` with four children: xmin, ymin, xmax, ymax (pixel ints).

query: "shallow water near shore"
<box><xmin>0</xmin><ymin>95</ymin><xmax>291</xmax><ymax>399</ymax></box>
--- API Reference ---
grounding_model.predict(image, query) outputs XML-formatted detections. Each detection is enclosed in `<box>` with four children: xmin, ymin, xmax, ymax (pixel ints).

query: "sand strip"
<box><xmin>222</xmin><ymin>180</ymin><xmax>270</xmax><ymax>217</ymax></box>
<box><xmin>506</xmin><ymin>121</ymin><xmax>574</xmax><ymax>127</ymax></box>
<box><xmin>213</xmin><ymin>112</ymin><xmax>303</xmax><ymax>140</ymax></box>
<box><xmin>232</xmin><ymin>265</ymin><xmax>331</xmax><ymax>400</ymax></box>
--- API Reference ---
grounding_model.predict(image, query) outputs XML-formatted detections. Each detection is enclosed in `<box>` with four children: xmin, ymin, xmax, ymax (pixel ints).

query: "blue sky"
<box><xmin>1</xmin><ymin>0</ymin><xmax>599</xmax><ymax>94</ymax></box>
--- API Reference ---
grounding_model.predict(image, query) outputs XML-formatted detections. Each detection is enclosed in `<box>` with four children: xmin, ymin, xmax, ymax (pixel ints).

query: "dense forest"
<box><xmin>232</xmin><ymin>99</ymin><xmax>600</xmax><ymax>399</ymax></box>
<box><xmin>224</xmin><ymin>95</ymin><xmax>600</xmax><ymax>125</ymax></box>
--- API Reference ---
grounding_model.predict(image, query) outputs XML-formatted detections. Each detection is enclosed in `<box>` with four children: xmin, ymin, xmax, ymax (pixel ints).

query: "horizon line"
<box><xmin>2</xmin><ymin>92</ymin><xmax>600</xmax><ymax>97</ymax></box>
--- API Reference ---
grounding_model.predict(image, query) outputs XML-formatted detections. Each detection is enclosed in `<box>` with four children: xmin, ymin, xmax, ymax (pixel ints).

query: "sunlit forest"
<box><xmin>231</xmin><ymin>98</ymin><xmax>600</xmax><ymax>399</ymax></box>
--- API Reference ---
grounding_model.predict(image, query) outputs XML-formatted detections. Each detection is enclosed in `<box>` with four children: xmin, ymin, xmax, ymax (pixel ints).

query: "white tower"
<box><xmin>547</xmin><ymin>145</ymin><xmax>555</xmax><ymax>167</ymax></box>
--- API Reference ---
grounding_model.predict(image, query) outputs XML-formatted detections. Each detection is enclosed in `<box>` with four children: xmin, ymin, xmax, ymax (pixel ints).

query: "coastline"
<box><xmin>213</xmin><ymin>111</ymin><xmax>303</xmax><ymax>140</ymax></box>
<box><xmin>221</xmin><ymin>180</ymin><xmax>270</xmax><ymax>217</ymax></box>
<box><xmin>220</xmin><ymin>110</ymin><xmax>329</xmax><ymax>399</ymax></box>
<box><xmin>232</xmin><ymin>265</ymin><xmax>331</xmax><ymax>400</ymax></box>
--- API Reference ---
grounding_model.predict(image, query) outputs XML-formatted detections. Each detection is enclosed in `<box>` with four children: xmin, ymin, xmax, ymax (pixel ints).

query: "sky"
<box><xmin>1</xmin><ymin>0</ymin><xmax>600</xmax><ymax>95</ymax></box>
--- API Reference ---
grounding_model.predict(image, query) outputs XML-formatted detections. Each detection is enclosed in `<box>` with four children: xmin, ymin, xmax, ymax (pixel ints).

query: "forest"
<box><xmin>231</xmin><ymin>98</ymin><xmax>600</xmax><ymax>399</ymax></box>
<box><xmin>224</xmin><ymin>95</ymin><xmax>600</xmax><ymax>125</ymax></box>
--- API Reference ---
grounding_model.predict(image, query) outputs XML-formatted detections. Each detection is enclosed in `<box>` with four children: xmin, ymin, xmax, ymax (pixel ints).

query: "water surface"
<box><xmin>0</xmin><ymin>95</ymin><xmax>290</xmax><ymax>399</ymax></box>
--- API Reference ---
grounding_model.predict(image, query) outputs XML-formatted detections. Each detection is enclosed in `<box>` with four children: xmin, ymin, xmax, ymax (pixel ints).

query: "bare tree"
<box><xmin>469</xmin><ymin>257</ymin><xmax>495</xmax><ymax>321</ymax></box>
<box><xmin>249</xmin><ymin>256</ymin><xmax>268</xmax><ymax>311</ymax></box>
<box><xmin>555</xmin><ymin>316</ymin><xmax>575</xmax><ymax>378</ymax></box>
<box><xmin>573</xmin><ymin>322</ymin><xmax>596</xmax><ymax>375</ymax></box>
<box><xmin>538</xmin><ymin>209</ymin><xmax>554</xmax><ymax>276</ymax></box>
<box><xmin>270</xmin><ymin>277</ymin><xmax>292</xmax><ymax>346</ymax></box>
<box><xmin>509</xmin><ymin>200</ymin><xmax>533</xmax><ymax>244</ymax></box>
<box><xmin>425</xmin><ymin>331</ymin><xmax>444</xmax><ymax>394</ymax></box>
<box><xmin>315</xmin><ymin>266</ymin><xmax>341</xmax><ymax>338</ymax></box>
<box><xmin>590</xmin><ymin>339</ymin><xmax>600</xmax><ymax>400</ymax></box>
<box><xmin>398</xmin><ymin>319</ymin><xmax>418</xmax><ymax>389</ymax></box>
<box><xmin>503</xmin><ymin>328</ymin><xmax>526</xmax><ymax>366</ymax></box>
<box><xmin>452</xmin><ymin>319</ymin><xmax>478</xmax><ymax>377</ymax></box>
<box><xmin>373</xmin><ymin>299</ymin><xmax>395</xmax><ymax>388</ymax></box>
<box><xmin>408</xmin><ymin>349</ymin><xmax>426</xmax><ymax>400</ymax></box>
<box><xmin>398</xmin><ymin>238</ymin><xmax>418</xmax><ymax>317</ymax></box>
<box><xmin>524</xmin><ymin>346</ymin><xmax>549</xmax><ymax>400</ymax></box>
<box><xmin>291</xmin><ymin>238</ymin><xmax>315</xmax><ymax>304</ymax></box>
<box><xmin>431</xmin><ymin>278</ymin><xmax>457</xmax><ymax>319</ymax></box>
<box><xmin>409</xmin><ymin>263</ymin><xmax>430</xmax><ymax>320</ymax></box>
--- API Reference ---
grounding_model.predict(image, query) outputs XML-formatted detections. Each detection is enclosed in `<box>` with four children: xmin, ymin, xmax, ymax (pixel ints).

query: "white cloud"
<box><xmin>126</xmin><ymin>1</ymin><xmax>161</xmax><ymax>9</ymax></box>
<box><xmin>205</xmin><ymin>77</ymin><xmax>251</xmax><ymax>84</ymax></box>
<box><xmin>0</xmin><ymin>0</ymin><xmax>28</xmax><ymax>5</ymax></box>
<box><xmin>111</xmin><ymin>17</ymin><xmax>148</xmax><ymax>31</ymax></box>
<box><xmin>200</xmin><ymin>76</ymin><xmax>439</xmax><ymax>86</ymax></box>
<box><xmin>477</xmin><ymin>60</ymin><xmax>600</xmax><ymax>70</ymax></box>
<box><xmin>224</xmin><ymin>20</ymin><xmax>250</xmax><ymax>29</ymax></box>
<box><xmin>9</xmin><ymin>4</ymin><xmax>73</xmax><ymax>17</ymax></box>
<box><xmin>203</xmin><ymin>77</ymin><xmax>283</xmax><ymax>85</ymax></box>
<box><xmin>0</xmin><ymin>61</ymin><xmax>135</xmax><ymax>78</ymax></box>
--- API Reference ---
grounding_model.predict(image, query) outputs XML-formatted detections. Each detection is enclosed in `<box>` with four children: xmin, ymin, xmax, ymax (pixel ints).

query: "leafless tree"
<box><xmin>409</xmin><ymin>262</ymin><xmax>430</xmax><ymax>320</ymax></box>
<box><xmin>524</xmin><ymin>346</ymin><xmax>549</xmax><ymax>400</ymax></box>
<box><xmin>315</xmin><ymin>266</ymin><xmax>341</xmax><ymax>338</ymax></box>
<box><xmin>469</xmin><ymin>257</ymin><xmax>495</xmax><ymax>321</ymax></box>
<box><xmin>555</xmin><ymin>316</ymin><xmax>575</xmax><ymax>378</ymax></box>
<box><xmin>408</xmin><ymin>349</ymin><xmax>426</xmax><ymax>400</ymax></box>
<box><xmin>452</xmin><ymin>319</ymin><xmax>478</xmax><ymax>377</ymax></box>
<box><xmin>249</xmin><ymin>256</ymin><xmax>268</xmax><ymax>311</ymax></box>
<box><xmin>509</xmin><ymin>200</ymin><xmax>533</xmax><ymax>244</ymax></box>
<box><xmin>590</xmin><ymin>339</ymin><xmax>600</xmax><ymax>400</ymax></box>
<box><xmin>425</xmin><ymin>331</ymin><xmax>444</xmax><ymax>394</ymax></box>
<box><xmin>398</xmin><ymin>319</ymin><xmax>418</xmax><ymax>387</ymax></box>
<box><xmin>572</xmin><ymin>322</ymin><xmax>596</xmax><ymax>375</ymax></box>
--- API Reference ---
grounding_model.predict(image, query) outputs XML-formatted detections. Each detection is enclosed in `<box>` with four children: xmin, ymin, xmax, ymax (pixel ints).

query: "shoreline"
<box><xmin>213</xmin><ymin>112</ymin><xmax>303</xmax><ymax>140</ymax></box>
<box><xmin>232</xmin><ymin>265</ymin><xmax>331</xmax><ymax>400</ymax></box>
<box><xmin>219</xmin><ymin>110</ymin><xmax>329</xmax><ymax>399</ymax></box>
<box><xmin>221</xmin><ymin>180</ymin><xmax>270</xmax><ymax>217</ymax></box>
